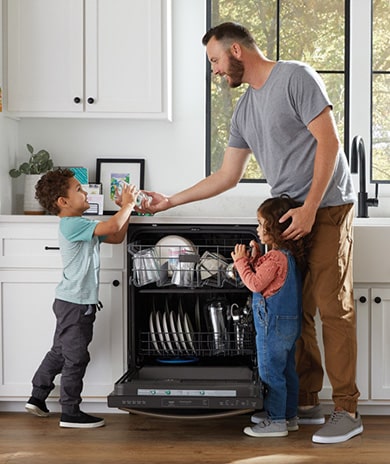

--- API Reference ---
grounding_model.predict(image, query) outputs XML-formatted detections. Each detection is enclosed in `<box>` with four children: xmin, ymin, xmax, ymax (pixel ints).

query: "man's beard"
<box><xmin>226</xmin><ymin>53</ymin><xmax>245</xmax><ymax>88</ymax></box>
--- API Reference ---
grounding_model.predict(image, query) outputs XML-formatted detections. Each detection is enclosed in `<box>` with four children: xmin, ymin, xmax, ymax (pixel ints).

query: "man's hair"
<box><xmin>35</xmin><ymin>168</ymin><xmax>75</xmax><ymax>215</ymax></box>
<box><xmin>202</xmin><ymin>22</ymin><xmax>256</xmax><ymax>50</ymax></box>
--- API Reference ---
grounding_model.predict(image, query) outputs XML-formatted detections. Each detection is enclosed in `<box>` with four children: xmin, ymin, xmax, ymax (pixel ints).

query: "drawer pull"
<box><xmin>44</xmin><ymin>246</ymin><xmax>60</xmax><ymax>250</ymax></box>
<box><xmin>374</xmin><ymin>296</ymin><xmax>382</xmax><ymax>304</ymax></box>
<box><xmin>359</xmin><ymin>296</ymin><xmax>367</xmax><ymax>303</ymax></box>
<box><xmin>112</xmin><ymin>280</ymin><xmax>120</xmax><ymax>287</ymax></box>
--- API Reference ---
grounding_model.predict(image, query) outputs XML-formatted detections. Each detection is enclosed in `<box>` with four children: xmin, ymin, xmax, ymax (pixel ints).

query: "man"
<box><xmin>141</xmin><ymin>22</ymin><xmax>362</xmax><ymax>444</ymax></box>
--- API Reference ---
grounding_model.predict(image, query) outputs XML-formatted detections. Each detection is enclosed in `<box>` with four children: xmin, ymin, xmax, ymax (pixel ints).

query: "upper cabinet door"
<box><xmin>85</xmin><ymin>0</ymin><xmax>165</xmax><ymax>115</ymax></box>
<box><xmin>6</xmin><ymin>0</ymin><xmax>84</xmax><ymax>113</ymax></box>
<box><xmin>6</xmin><ymin>0</ymin><xmax>172</xmax><ymax>119</ymax></box>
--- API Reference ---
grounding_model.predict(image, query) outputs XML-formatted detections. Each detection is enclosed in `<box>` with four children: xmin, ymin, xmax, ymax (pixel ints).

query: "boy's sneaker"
<box><xmin>244</xmin><ymin>418</ymin><xmax>288</xmax><ymax>438</ymax></box>
<box><xmin>251</xmin><ymin>411</ymin><xmax>299</xmax><ymax>432</ymax></box>
<box><xmin>25</xmin><ymin>397</ymin><xmax>50</xmax><ymax>417</ymax></box>
<box><xmin>60</xmin><ymin>411</ymin><xmax>105</xmax><ymax>429</ymax></box>
<box><xmin>312</xmin><ymin>410</ymin><xmax>363</xmax><ymax>444</ymax></box>
<box><xmin>297</xmin><ymin>404</ymin><xmax>325</xmax><ymax>425</ymax></box>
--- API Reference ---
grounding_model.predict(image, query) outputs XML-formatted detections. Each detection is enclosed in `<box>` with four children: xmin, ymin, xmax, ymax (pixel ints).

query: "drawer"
<box><xmin>0</xmin><ymin>223</ymin><xmax>125</xmax><ymax>270</ymax></box>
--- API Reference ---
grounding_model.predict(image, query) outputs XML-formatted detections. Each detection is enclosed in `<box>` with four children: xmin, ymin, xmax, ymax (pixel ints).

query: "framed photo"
<box><xmin>96</xmin><ymin>158</ymin><xmax>145</xmax><ymax>214</ymax></box>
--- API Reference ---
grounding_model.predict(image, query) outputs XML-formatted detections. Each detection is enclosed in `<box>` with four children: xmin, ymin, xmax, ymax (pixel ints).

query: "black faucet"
<box><xmin>350</xmin><ymin>135</ymin><xmax>378</xmax><ymax>218</ymax></box>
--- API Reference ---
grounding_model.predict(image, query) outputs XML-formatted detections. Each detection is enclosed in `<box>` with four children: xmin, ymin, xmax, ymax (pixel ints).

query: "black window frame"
<box><xmin>205</xmin><ymin>0</ymin><xmax>351</xmax><ymax>182</ymax></box>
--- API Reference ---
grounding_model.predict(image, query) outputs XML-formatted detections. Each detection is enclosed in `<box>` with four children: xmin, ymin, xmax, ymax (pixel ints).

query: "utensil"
<box><xmin>207</xmin><ymin>300</ymin><xmax>228</xmax><ymax>354</ymax></box>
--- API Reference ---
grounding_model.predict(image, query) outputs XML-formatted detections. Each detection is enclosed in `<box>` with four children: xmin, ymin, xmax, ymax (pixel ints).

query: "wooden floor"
<box><xmin>0</xmin><ymin>411</ymin><xmax>389</xmax><ymax>464</ymax></box>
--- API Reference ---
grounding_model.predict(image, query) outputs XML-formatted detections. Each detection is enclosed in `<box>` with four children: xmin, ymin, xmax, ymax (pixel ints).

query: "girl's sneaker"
<box><xmin>244</xmin><ymin>418</ymin><xmax>288</xmax><ymax>437</ymax></box>
<box><xmin>251</xmin><ymin>411</ymin><xmax>299</xmax><ymax>431</ymax></box>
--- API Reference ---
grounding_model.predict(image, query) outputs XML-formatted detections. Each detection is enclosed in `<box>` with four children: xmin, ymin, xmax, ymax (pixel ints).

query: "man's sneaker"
<box><xmin>251</xmin><ymin>411</ymin><xmax>299</xmax><ymax>432</ymax></box>
<box><xmin>25</xmin><ymin>397</ymin><xmax>50</xmax><ymax>417</ymax></box>
<box><xmin>297</xmin><ymin>404</ymin><xmax>325</xmax><ymax>425</ymax></box>
<box><xmin>59</xmin><ymin>411</ymin><xmax>105</xmax><ymax>429</ymax></box>
<box><xmin>312</xmin><ymin>410</ymin><xmax>363</xmax><ymax>444</ymax></box>
<box><xmin>244</xmin><ymin>418</ymin><xmax>288</xmax><ymax>438</ymax></box>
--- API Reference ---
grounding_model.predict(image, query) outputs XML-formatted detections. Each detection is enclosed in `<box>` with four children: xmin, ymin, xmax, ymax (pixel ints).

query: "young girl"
<box><xmin>231</xmin><ymin>195</ymin><xmax>310</xmax><ymax>438</ymax></box>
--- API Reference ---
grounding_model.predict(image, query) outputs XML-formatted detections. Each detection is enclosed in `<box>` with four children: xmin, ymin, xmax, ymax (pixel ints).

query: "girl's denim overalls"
<box><xmin>252</xmin><ymin>250</ymin><xmax>302</xmax><ymax>421</ymax></box>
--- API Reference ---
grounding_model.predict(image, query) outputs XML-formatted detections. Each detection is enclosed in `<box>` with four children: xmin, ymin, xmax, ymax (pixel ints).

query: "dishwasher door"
<box><xmin>108</xmin><ymin>223</ymin><xmax>263</xmax><ymax>413</ymax></box>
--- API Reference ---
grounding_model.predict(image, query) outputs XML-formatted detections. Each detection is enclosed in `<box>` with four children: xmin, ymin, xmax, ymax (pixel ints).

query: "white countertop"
<box><xmin>2</xmin><ymin>214</ymin><xmax>390</xmax><ymax>227</ymax></box>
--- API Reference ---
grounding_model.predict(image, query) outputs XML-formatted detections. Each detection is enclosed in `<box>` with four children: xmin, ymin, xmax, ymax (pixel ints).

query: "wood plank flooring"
<box><xmin>0</xmin><ymin>412</ymin><xmax>389</xmax><ymax>464</ymax></box>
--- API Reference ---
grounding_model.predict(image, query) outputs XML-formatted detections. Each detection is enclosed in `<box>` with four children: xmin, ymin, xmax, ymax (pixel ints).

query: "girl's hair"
<box><xmin>35</xmin><ymin>168</ymin><xmax>75</xmax><ymax>215</ymax></box>
<box><xmin>258</xmin><ymin>195</ymin><xmax>312</xmax><ymax>273</ymax></box>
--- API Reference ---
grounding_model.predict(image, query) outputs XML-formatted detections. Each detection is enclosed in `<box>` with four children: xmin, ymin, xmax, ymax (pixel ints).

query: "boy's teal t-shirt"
<box><xmin>55</xmin><ymin>216</ymin><xmax>104</xmax><ymax>305</ymax></box>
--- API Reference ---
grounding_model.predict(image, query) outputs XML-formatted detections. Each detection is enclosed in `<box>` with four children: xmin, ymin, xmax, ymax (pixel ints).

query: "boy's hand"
<box><xmin>116</xmin><ymin>183</ymin><xmax>137</xmax><ymax>207</ymax></box>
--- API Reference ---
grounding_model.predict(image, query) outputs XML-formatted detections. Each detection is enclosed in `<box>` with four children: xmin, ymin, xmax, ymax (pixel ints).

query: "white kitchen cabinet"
<box><xmin>370</xmin><ymin>287</ymin><xmax>390</xmax><ymax>400</ymax></box>
<box><xmin>6</xmin><ymin>0</ymin><xmax>171</xmax><ymax>119</ymax></box>
<box><xmin>0</xmin><ymin>217</ymin><xmax>126</xmax><ymax>406</ymax></box>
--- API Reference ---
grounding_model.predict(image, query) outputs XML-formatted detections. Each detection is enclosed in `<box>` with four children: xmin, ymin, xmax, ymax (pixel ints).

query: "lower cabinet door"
<box><xmin>0</xmin><ymin>269</ymin><xmax>125</xmax><ymax>401</ymax></box>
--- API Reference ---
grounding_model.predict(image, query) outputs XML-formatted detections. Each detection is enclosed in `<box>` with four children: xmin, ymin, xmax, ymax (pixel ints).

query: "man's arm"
<box><xmin>281</xmin><ymin>106</ymin><xmax>340</xmax><ymax>239</ymax></box>
<box><xmin>143</xmin><ymin>147</ymin><xmax>252</xmax><ymax>214</ymax></box>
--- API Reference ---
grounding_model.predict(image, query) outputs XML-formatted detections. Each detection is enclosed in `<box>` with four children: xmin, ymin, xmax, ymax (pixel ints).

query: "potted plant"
<box><xmin>9</xmin><ymin>144</ymin><xmax>54</xmax><ymax>214</ymax></box>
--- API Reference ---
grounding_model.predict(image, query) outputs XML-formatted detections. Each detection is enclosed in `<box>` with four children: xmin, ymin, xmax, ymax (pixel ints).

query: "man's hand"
<box><xmin>280</xmin><ymin>204</ymin><xmax>317</xmax><ymax>240</ymax></box>
<box><xmin>136</xmin><ymin>191</ymin><xmax>171</xmax><ymax>214</ymax></box>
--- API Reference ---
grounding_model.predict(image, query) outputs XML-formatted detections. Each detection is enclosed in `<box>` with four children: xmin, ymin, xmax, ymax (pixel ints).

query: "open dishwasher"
<box><xmin>107</xmin><ymin>221</ymin><xmax>263</xmax><ymax>416</ymax></box>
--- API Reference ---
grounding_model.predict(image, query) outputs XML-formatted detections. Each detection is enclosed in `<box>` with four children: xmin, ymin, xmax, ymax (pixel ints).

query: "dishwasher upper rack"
<box><xmin>128</xmin><ymin>242</ymin><xmax>244</xmax><ymax>289</ymax></box>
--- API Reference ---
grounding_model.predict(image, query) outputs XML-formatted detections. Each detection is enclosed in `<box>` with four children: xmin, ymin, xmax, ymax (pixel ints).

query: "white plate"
<box><xmin>162</xmin><ymin>310</ymin><xmax>174</xmax><ymax>354</ymax></box>
<box><xmin>184</xmin><ymin>313</ymin><xmax>196</xmax><ymax>354</ymax></box>
<box><xmin>154</xmin><ymin>235</ymin><xmax>196</xmax><ymax>274</ymax></box>
<box><xmin>149</xmin><ymin>311</ymin><xmax>161</xmax><ymax>355</ymax></box>
<box><xmin>155</xmin><ymin>310</ymin><xmax>168</xmax><ymax>352</ymax></box>
<box><xmin>177</xmin><ymin>312</ymin><xmax>189</xmax><ymax>354</ymax></box>
<box><xmin>169</xmin><ymin>310</ymin><xmax>182</xmax><ymax>353</ymax></box>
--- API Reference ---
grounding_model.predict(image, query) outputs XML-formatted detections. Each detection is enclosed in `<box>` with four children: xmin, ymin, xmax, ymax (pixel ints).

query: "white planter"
<box><xmin>23</xmin><ymin>174</ymin><xmax>45</xmax><ymax>215</ymax></box>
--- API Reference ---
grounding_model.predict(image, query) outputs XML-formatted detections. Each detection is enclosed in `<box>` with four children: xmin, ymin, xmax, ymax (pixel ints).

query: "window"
<box><xmin>206</xmin><ymin>0</ymin><xmax>348</xmax><ymax>182</ymax></box>
<box><xmin>371</xmin><ymin>0</ymin><xmax>390</xmax><ymax>182</ymax></box>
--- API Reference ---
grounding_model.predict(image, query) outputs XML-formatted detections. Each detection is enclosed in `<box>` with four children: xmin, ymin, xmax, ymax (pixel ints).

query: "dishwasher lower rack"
<box><xmin>138</xmin><ymin>330</ymin><xmax>256</xmax><ymax>358</ymax></box>
<box><xmin>107</xmin><ymin>365</ymin><xmax>263</xmax><ymax>411</ymax></box>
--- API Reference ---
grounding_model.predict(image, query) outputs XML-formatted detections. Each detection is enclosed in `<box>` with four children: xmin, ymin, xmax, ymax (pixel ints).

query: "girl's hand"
<box><xmin>231</xmin><ymin>243</ymin><xmax>250</xmax><ymax>262</ymax></box>
<box><xmin>249</xmin><ymin>240</ymin><xmax>261</xmax><ymax>258</ymax></box>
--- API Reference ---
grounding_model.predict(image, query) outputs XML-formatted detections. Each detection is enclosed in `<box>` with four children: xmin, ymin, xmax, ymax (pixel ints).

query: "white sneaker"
<box><xmin>244</xmin><ymin>418</ymin><xmax>288</xmax><ymax>438</ymax></box>
<box><xmin>251</xmin><ymin>411</ymin><xmax>299</xmax><ymax>431</ymax></box>
<box><xmin>312</xmin><ymin>410</ymin><xmax>363</xmax><ymax>444</ymax></box>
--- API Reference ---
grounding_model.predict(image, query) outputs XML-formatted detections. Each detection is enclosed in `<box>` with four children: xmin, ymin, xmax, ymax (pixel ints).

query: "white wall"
<box><xmin>5</xmin><ymin>0</ymin><xmax>270</xmax><ymax>218</ymax></box>
<box><xmin>4</xmin><ymin>0</ymin><xmax>390</xmax><ymax>218</ymax></box>
<box><xmin>0</xmin><ymin>0</ymin><xmax>18</xmax><ymax>215</ymax></box>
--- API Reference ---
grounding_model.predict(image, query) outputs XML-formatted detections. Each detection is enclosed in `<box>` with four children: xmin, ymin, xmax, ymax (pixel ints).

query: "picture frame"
<box><xmin>96</xmin><ymin>158</ymin><xmax>145</xmax><ymax>214</ymax></box>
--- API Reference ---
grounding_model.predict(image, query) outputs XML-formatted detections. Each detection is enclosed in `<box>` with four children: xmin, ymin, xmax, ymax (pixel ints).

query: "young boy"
<box><xmin>25</xmin><ymin>168</ymin><xmax>136</xmax><ymax>428</ymax></box>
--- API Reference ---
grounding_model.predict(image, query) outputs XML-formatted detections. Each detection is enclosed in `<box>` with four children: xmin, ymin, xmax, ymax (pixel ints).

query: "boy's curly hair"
<box><xmin>35</xmin><ymin>169</ymin><xmax>75</xmax><ymax>215</ymax></box>
<box><xmin>258</xmin><ymin>195</ymin><xmax>312</xmax><ymax>274</ymax></box>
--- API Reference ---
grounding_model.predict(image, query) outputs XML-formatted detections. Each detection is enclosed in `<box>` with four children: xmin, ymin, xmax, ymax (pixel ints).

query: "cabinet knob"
<box><xmin>112</xmin><ymin>280</ymin><xmax>120</xmax><ymax>287</ymax></box>
<box><xmin>359</xmin><ymin>296</ymin><xmax>367</xmax><ymax>303</ymax></box>
<box><xmin>73</xmin><ymin>97</ymin><xmax>81</xmax><ymax>104</ymax></box>
<box><xmin>374</xmin><ymin>296</ymin><xmax>382</xmax><ymax>304</ymax></box>
<box><xmin>87</xmin><ymin>97</ymin><xmax>95</xmax><ymax>104</ymax></box>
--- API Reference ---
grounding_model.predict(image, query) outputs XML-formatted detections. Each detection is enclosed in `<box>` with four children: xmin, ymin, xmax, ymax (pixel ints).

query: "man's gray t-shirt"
<box><xmin>228</xmin><ymin>60</ymin><xmax>356</xmax><ymax>207</ymax></box>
